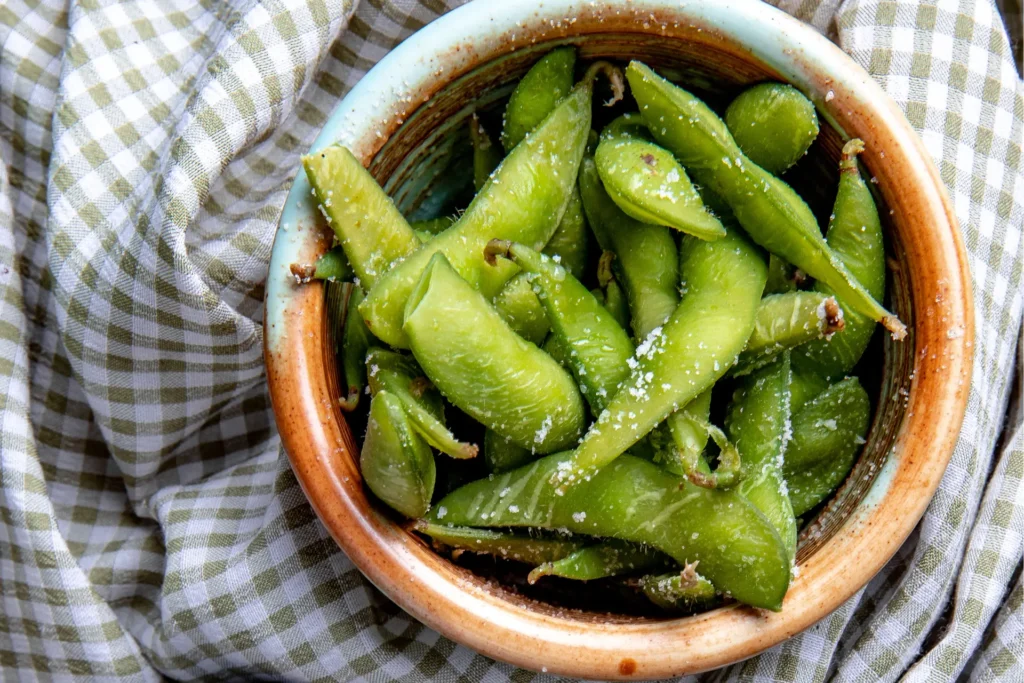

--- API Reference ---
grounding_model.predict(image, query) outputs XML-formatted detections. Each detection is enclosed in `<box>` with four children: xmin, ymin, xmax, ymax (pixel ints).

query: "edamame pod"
<box><xmin>527</xmin><ymin>540</ymin><xmax>664</xmax><ymax>584</ymax></box>
<box><xmin>470</xmin><ymin>114</ymin><xmax>501</xmax><ymax>191</ymax></box>
<box><xmin>485</xmin><ymin>240</ymin><xmax>634</xmax><ymax>414</ymax></box>
<box><xmin>784</xmin><ymin>377</ymin><xmax>870</xmax><ymax>516</ymax></box>
<box><xmin>414</xmin><ymin>522</ymin><xmax>584</xmax><ymax>563</ymax></box>
<box><xmin>404</xmin><ymin>253</ymin><xmax>586</xmax><ymax>453</ymax></box>
<box><xmin>366</xmin><ymin>347</ymin><xmax>477</xmax><ymax>459</ymax></box>
<box><xmin>626</xmin><ymin>62</ymin><xmax>905</xmax><ymax>340</ymax></box>
<box><xmin>725</xmin><ymin>82</ymin><xmax>819</xmax><ymax>175</ymax></box>
<box><xmin>339</xmin><ymin>287</ymin><xmax>371</xmax><ymax>411</ymax></box>
<box><xmin>595</xmin><ymin>137</ymin><xmax>725</xmax><ymax>240</ymax></box>
<box><xmin>579</xmin><ymin>156</ymin><xmax>679</xmax><ymax>340</ymax></box>
<box><xmin>493</xmin><ymin>273</ymin><xmax>550</xmax><ymax>346</ymax></box>
<box><xmin>733</xmin><ymin>292</ymin><xmax>845</xmax><ymax>376</ymax></box>
<box><xmin>726</xmin><ymin>354</ymin><xmax>798</xmax><ymax>562</ymax></box>
<box><xmin>428</xmin><ymin>451</ymin><xmax>791</xmax><ymax>610</ymax></box>
<box><xmin>794</xmin><ymin>139</ymin><xmax>887</xmax><ymax>380</ymax></box>
<box><xmin>600</xmin><ymin>112</ymin><xmax>653</xmax><ymax>142</ymax></box>
<box><xmin>302</xmin><ymin>146</ymin><xmax>420</xmax><ymax>288</ymax></box>
<box><xmin>361</xmin><ymin>72</ymin><xmax>596</xmax><ymax>348</ymax></box>
<box><xmin>568</xmin><ymin>229</ymin><xmax>767</xmax><ymax>477</ymax></box>
<box><xmin>410</xmin><ymin>215</ymin><xmax>457</xmax><ymax>236</ymax></box>
<box><xmin>501</xmin><ymin>47</ymin><xmax>576</xmax><ymax>151</ymax></box>
<box><xmin>313</xmin><ymin>246</ymin><xmax>353</xmax><ymax>281</ymax></box>
<box><xmin>597</xmin><ymin>251</ymin><xmax>631</xmax><ymax>331</ymax></box>
<box><xmin>542</xmin><ymin>188</ymin><xmax>589</xmax><ymax>281</ymax></box>
<box><xmin>764</xmin><ymin>254</ymin><xmax>804</xmax><ymax>295</ymax></box>
<box><xmin>361</xmin><ymin>391</ymin><xmax>435</xmax><ymax>518</ymax></box>
<box><xmin>790</xmin><ymin>367</ymin><xmax>829</xmax><ymax>412</ymax></box>
<box><xmin>640</xmin><ymin>564</ymin><xmax>717</xmax><ymax>610</ymax></box>
<box><xmin>484</xmin><ymin>428</ymin><xmax>533</xmax><ymax>474</ymax></box>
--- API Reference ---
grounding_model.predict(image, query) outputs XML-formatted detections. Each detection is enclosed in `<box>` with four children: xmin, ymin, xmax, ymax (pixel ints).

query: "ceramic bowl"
<box><xmin>264</xmin><ymin>0</ymin><xmax>973</xmax><ymax>678</ymax></box>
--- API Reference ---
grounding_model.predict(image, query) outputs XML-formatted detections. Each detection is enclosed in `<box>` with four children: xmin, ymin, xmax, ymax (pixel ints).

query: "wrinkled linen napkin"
<box><xmin>0</xmin><ymin>0</ymin><xmax>1021</xmax><ymax>680</ymax></box>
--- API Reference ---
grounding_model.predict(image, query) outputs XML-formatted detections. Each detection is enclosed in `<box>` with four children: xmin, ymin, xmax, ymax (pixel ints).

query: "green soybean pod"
<box><xmin>595</xmin><ymin>136</ymin><xmax>726</xmax><ymax>240</ymax></box>
<box><xmin>794</xmin><ymin>139</ymin><xmax>887</xmax><ymax>380</ymax></box>
<box><xmin>415</xmin><ymin>522</ymin><xmax>585</xmax><ymax>564</ymax></box>
<box><xmin>338</xmin><ymin>288</ymin><xmax>372</xmax><ymax>412</ymax></box>
<box><xmin>484</xmin><ymin>428</ymin><xmax>533</xmax><ymax>474</ymax></box>
<box><xmin>404</xmin><ymin>253</ymin><xmax>585</xmax><ymax>453</ymax></box>
<box><xmin>764</xmin><ymin>254</ymin><xmax>803</xmax><ymax>295</ymax></box>
<box><xmin>600</xmin><ymin>112</ymin><xmax>653</xmax><ymax>142</ymax></box>
<box><xmin>579</xmin><ymin>156</ymin><xmax>679</xmax><ymax>340</ymax></box>
<box><xmin>784</xmin><ymin>377</ymin><xmax>870</xmax><ymax>516</ymax></box>
<box><xmin>640</xmin><ymin>565</ymin><xmax>717</xmax><ymax>610</ymax></box>
<box><xmin>725</xmin><ymin>82</ymin><xmax>819</xmax><ymax>175</ymax></box>
<box><xmin>492</xmin><ymin>273</ymin><xmax>550</xmax><ymax>346</ymax></box>
<box><xmin>311</xmin><ymin>246</ymin><xmax>353</xmax><ymax>282</ymax></box>
<box><xmin>410</xmin><ymin>215</ymin><xmax>457</xmax><ymax>236</ymax></box>
<box><xmin>733</xmin><ymin>292</ymin><xmax>845</xmax><ymax>376</ymax></box>
<box><xmin>527</xmin><ymin>540</ymin><xmax>664</xmax><ymax>584</ymax></box>
<box><xmin>360</xmin><ymin>72</ymin><xmax>595</xmax><ymax>349</ymax></box>
<box><xmin>568</xmin><ymin>229</ymin><xmax>767</xmax><ymax>477</ymax></box>
<box><xmin>366</xmin><ymin>348</ymin><xmax>478</xmax><ymax>460</ymax></box>
<box><xmin>790</xmin><ymin>367</ymin><xmax>829</xmax><ymax>413</ymax></box>
<box><xmin>428</xmin><ymin>451</ymin><xmax>791</xmax><ymax>611</ymax></box>
<box><xmin>302</xmin><ymin>146</ymin><xmax>420</xmax><ymax>289</ymax></box>
<box><xmin>470</xmin><ymin>113</ymin><xmax>502</xmax><ymax>191</ymax></box>
<box><xmin>725</xmin><ymin>353</ymin><xmax>798</xmax><ymax>562</ymax></box>
<box><xmin>485</xmin><ymin>240</ymin><xmax>634</xmax><ymax>415</ymax></box>
<box><xmin>361</xmin><ymin>391</ymin><xmax>435</xmax><ymax>518</ymax></box>
<box><xmin>597</xmin><ymin>251</ymin><xmax>631</xmax><ymax>331</ymax></box>
<box><xmin>501</xmin><ymin>47</ymin><xmax>577</xmax><ymax>151</ymax></box>
<box><xmin>542</xmin><ymin>188</ymin><xmax>590</xmax><ymax>281</ymax></box>
<box><xmin>626</xmin><ymin>62</ymin><xmax>905</xmax><ymax>340</ymax></box>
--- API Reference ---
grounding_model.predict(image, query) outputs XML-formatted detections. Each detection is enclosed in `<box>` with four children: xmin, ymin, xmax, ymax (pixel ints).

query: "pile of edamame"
<box><xmin>297</xmin><ymin>50</ymin><xmax>903</xmax><ymax>614</ymax></box>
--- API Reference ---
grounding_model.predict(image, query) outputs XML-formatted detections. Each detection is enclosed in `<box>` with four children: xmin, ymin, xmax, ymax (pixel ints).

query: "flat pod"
<box><xmin>528</xmin><ymin>539</ymin><xmax>664</xmax><ymax>583</ymax></box>
<box><xmin>492</xmin><ymin>273</ymin><xmax>550</xmax><ymax>346</ymax></box>
<box><xmin>725</xmin><ymin>354</ymin><xmax>798</xmax><ymax>561</ymax></box>
<box><xmin>360</xmin><ymin>75</ymin><xmax>594</xmax><ymax>348</ymax></box>
<box><xmin>734</xmin><ymin>291</ymin><xmax>844</xmax><ymax>376</ymax></box>
<box><xmin>640</xmin><ymin>566</ymin><xmax>717</xmax><ymax>610</ymax></box>
<box><xmin>404</xmin><ymin>253</ymin><xmax>585</xmax><ymax>454</ymax></box>
<box><xmin>594</xmin><ymin>137</ymin><xmax>725</xmax><ymax>240</ymax></box>
<box><xmin>339</xmin><ymin>287</ymin><xmax>372</xmax><ymax>411</ymax></box>
<box><xmin>361</xmin><ymin>391</ymin><xmax>436</xmax><ymax>518</ymax></box>
<box><xmin>501</xmin><ymin>46</ymin><xmax>577</xmax><ymax>152</ymax></box>
<box><xmin>415</xmin><ymin>522</ymin><xmax>584</xmax><ymax>564</ymax></box>
<box><xmin>303</xmin><ymin>146</ymin><xmax>420</xmax><ymax>289</ymax></box>
<box><xmin>429</xmin><ymin>452</ymin><xmax>791</xmax><ymax>611</ymax></box>
<box><xmin>784</xmin><ymin>376</ymin><xmax>870</xmax><ymax>516</ymax></box>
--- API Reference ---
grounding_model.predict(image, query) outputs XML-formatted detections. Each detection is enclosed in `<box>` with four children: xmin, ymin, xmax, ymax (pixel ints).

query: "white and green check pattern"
<box><xmin>0</xmin><ymin>0</ymin><xmax>1020</xmax><ymax>680</ymax></box>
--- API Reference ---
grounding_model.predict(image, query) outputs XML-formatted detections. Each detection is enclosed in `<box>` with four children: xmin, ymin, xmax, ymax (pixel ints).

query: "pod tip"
<box><xmin>884</xmin><ymin>315</ymin><xmax>908</xmax><ymax>341</ymax></box>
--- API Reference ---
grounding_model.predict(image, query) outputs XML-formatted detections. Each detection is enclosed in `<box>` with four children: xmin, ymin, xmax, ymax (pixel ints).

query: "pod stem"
<box><xmin>679</xmin><ymin>420</ymin><xmax>743</xmax><ymax>490</ymax></box>
<box><xmin>679</xmin><ymin>561</ymin><xmax>701</xmax><ymax>590</ymax></box>
<box><xmin>583</xmin><ymin>61</ymin><xmax>625</xmax><ymax>107</ymax></box>
<box><xmin>840</xmin><ymin>138</ymin><xmax>865</xmax><ymax>174</ymax></box>
<box><xmin>820</xmin><ymin>297</ymin><xmax>846</xmax><ymax>336</ymax></box>
<box><xmin>483</xmin><ymin>238</ymin><xmax>514</xmax><ymax>266</ymax></box>
<box><xmin>338</xmin><ymin>386</ymin><xmax>361</xmax><ymax>412</ymax></box>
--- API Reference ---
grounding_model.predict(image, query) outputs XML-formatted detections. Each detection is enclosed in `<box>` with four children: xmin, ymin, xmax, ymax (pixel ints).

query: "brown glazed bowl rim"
<box><xmin>264</xmin><ymin>1</ymin><xmax>974</xmax><ymax>678</ymax></box>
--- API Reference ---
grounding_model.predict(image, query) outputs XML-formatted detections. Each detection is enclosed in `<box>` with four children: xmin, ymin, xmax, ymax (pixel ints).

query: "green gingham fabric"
<box><xmin>0</xmin><ymin>0</ymin><xmax>1020</xmax><ymax>680</ymax></box>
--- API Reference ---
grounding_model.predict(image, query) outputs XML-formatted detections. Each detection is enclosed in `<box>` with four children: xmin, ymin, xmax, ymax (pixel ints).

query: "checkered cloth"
<box><xmin>0</xmin><ymin>0</ymin><xmax>1020</xmax><ymax>680</ymax></box>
